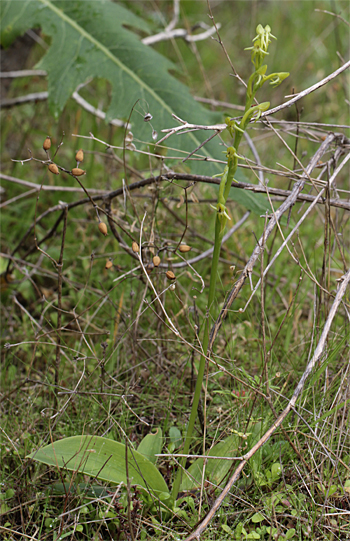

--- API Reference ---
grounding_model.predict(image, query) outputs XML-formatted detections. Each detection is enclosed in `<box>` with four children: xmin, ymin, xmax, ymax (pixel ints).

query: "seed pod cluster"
<box><xmin>179</xmin><ymin>244</ymin><xmax>191</xmax><ymax>253</ymax></box>
<box><xmin>166</xmin><ymin>270</ymin><xmax>175</xmax><ymax>280</ymax></box>
<box><xmin>71</xmin><ymin>168</ymin><xmax>86</xmax><ymax>176</ymax></box>
<box><xmin>48</xmin><ymin>163</ymin><xmax>59</xmax><ymax>175</ymax></box>
<box><xmin>153</xmin><ymin>255</ymin><xmax>160</xmax><ymax>267</ymax></box>
<box><xmin>98</xmin><ymin>222</ymin><xmax>108</xmax><ymax>236</ymax></box>
<box><xmin>105</xmin><ymin>259</ymin><xmax>113</xmax><ymax>270</ymax></box>
<box><xmin>43</xmin><ymin>136</ymin><xmax>51</xmax><ymax>151</ymax></box>
<box><xmin>132</xmin><ymin>241</ymin><xmax>139</xmax><ymax>253</ymax></box>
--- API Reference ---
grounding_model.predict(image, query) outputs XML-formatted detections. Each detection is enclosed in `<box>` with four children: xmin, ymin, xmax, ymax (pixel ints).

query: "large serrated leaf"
<box><xmin>0</xmin><ymin>0</ymin><xmax>221</xmax><ymax>171</ymax></box>
<box><xmin>27</xmin><ymin>435</ymin><xmax>170</xmax><ymax>496</ymax></box>
<box><xmin>0</xmin><ymin>0</ymin><xmax>274</xmax><ymax>213</ymax></box>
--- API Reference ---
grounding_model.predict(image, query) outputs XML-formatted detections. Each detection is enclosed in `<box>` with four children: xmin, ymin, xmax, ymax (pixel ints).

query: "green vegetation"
<box><xmin>1</xmin><ymin>1</ymin><xmax>349</xmax><ymax>540</ymax></box>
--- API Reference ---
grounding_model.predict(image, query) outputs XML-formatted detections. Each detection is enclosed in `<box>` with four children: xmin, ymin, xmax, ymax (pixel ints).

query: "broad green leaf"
<box><xmin>137</xmin><ymin>428</ymin><xmax>162</xmax><ymax>465</ymax></box>
<box><xmin>179</xmin><ymin>434</ymin><xmax>239</xmax><ymax>491</ymax></box>
<box><xmin>0</xmin><ymin>0</ymin><xmax>274</xmax><ymax>214</ymax></box>
<box><xmin>27</xmin><ymin>435</ymin><xmax>169</xmax><ymax>496</ymax></box>
<box><xmin>229</xmin><ymin>185</ymin><xmax>274</xmax><ymax>217</ymax></box>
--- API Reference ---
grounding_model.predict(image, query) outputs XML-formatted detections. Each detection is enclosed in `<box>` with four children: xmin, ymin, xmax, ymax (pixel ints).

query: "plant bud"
<box><xmin>105</xmin><ymin>259</ymin><xmax>113</xmax><ymax>270</ymax></box>
<box><xmin>75</xmin><ymin>149</ymin><xmax>84</xmax><ymax>162</ymax></box>
<box><xmin>166</xmin><ymin>270</ymin><xmax>175</xmax><ymax>280</ymax></box>
<box><xmin>132</xmin><ymin>241</ymin><xmax>139</xmax><ymax>253</ymax></box>
<box><xmin>98</xmin><ymin>222</ymin><xmax>108</xmax><ymax>236</ymax></box>
<box><xmin>48</xmin><ymin>163</ymin><xmax>59</xmax><ymax>175</ymax></box>
<box><xmin>179</xmin><ymin>244</ymin><xmax>191</xmax><ymax>253</ymax></box>
<box><xmin>71</xmin><ymin>168</ymin><xmax>86</xmax><ymax>176</ymax></box>
<box><xmin>43</xmin><ymin>136</ymin><xmax>51</xmax><ymax>151</ymax></box>
<box><xmin>153</xmin><ymin>255</ymin><xmax>160</xmax><ymax>267</ymax></box>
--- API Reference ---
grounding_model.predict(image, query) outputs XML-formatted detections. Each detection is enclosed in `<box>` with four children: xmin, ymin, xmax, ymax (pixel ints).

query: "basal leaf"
<box><xmin>179</xmin><ymin>434</ymin><xmax>239</xmax><ymax>492</ymax></box>
<box><xmin>27</xmin><ymin>435</ymin><xmax>169</xmax><ymax>496</ymax></box>
<box><xmin>0</xmin><ymin>0</ymin><xmax>274</xmax><ymax>214</ymax></box>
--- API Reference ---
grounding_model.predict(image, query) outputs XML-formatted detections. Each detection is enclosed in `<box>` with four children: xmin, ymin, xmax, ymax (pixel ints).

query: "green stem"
<box><xmin>171</xmin><ymin>215</ymin><xmax>224</xmax><ymax>501</ymax></box>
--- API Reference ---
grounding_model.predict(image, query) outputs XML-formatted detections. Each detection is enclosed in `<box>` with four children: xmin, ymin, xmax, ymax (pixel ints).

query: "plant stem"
<box><xmin>172</xmin><ymin>24</ymin><xmax>284</xmax><ymax>501</ymax></box>
<box><xmin>171</xmin><ymin>210</ymin><xmax>227</xmax><ymax>500</ymax></box>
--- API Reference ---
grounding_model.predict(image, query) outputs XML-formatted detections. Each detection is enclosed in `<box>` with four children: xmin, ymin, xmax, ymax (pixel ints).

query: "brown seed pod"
<box><xmin>48</xmin><ymin>163</ymin><xmax>59</xmax><ymax>175</ymax></box>
<box><xmin>179</xmin><ymin>244</ymin><xmax>191</xmax><ymax>253</ymax></box>
<box><xmin>153</xmin><ymin>255</ymin><xmax>161</xmax><ymax>267</ymax></box>
<box><xmin>146</xmin><ymin>263</ymin><xmax>153</xmax><ymax>275</ymax></box>
<box><xmin>43</xmin><ymin>136</ymin><xmax>51</xmax><ymax>151</ymax></box>
<box><xmin>71</xmin><ymin>168</ymin><xmax>86</xmax><ymax>176</ymax></box>
<box><xmin>166</xmin><ymin>270</ymin><xmax>175</xmax><ymax>280</ymax></box>
<box><xmin>132</xmin><ymin>241</ymin><xmax>139</xmax><ymax>253</ymax></box>
<box><xmin>105</xmin><ymin>259</ymin><xmax>113</xmax><ymax>270</ymax></box>
<box><xmin>98</xmin><ymin>222</ymin><xmax>108</xmax><ymax>236</ymax></box>
<box><xmin>75</xmin><ymin>149</ymin><xmax>84</xmax><ymax>162</ymax></box>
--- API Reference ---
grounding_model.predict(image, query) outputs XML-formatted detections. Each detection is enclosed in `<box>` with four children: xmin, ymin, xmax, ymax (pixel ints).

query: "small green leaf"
<box><xmin>27</xmin><ymin>435</ymin><xmax>169</xmax><ymax>496</ymax></box>
<box><xmin>137</xmin><ymin>428</ymin><xmax>162</xmax><ymax>465</ymax></box>
<box><xmin>169</xmin><ymin>426</ymin><xmax>182</xmax><ymax>446</ymax></box>
<box><xmin>328</xmin><ymin>485</ymin><xmax>337</xmax><ymax>497</ymax></box>
<box><xmin>271</xmin><ymin>462</ymin><xmax>282</xmax><ymax>479</ymax></box>
<box><xmin>285</xmin><ymin>528</ymin><xmax>296</xmax><ymax>539</ymax></box>
<box><xmin>235</xmin><ymin>522</ymin><xmax>244</xmax><ymax>539</ymax></box>
<box><xmin>251</xmin><ymin>512</ymin><xmax>264</xmax><ymax>523</ymax></box>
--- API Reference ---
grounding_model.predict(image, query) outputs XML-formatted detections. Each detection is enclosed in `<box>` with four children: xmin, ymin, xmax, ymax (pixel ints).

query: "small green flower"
<box><xmin>267</xmin><ymin>72</ymin><xmax>290</xmax><ymax>87</ymax></box>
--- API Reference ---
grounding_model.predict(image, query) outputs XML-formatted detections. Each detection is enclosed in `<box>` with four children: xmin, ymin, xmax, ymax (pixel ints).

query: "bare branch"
<box><xmin>0</xmin><ymin>70</ymin><xmax>47</xmax><ymax>78</ymax></box>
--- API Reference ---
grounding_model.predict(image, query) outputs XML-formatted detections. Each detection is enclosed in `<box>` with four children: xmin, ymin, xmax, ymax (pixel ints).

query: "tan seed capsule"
<box><xmin>179</xmin><ymin>244</ymin><xmax>191</xmax><ymax>253</ymax></box>
<box><xmin>153</xmin><ymin>255</ymin><xmax>161</xmax><ymax>267</ymax></box>
<box><xmin>71</xmin><ymin>168</ymin><xmax>86</xmax><ymax>176</ymax></box>
<box><xmin>48</xmin><ymin>163</ymin><xmax>59</xmax><ymax>175</ymax></box>
<box><xmin>43</xmin><ymin>136</ymin><xmax>51</xmax><ymax>151</ymax></box>
<box><xmin>166</xmin><ymin>270</ymin><xmax>175</xmax><ymax>280</ymax></box>
<box><xmin>98</xmin><ymin>222</ymin><xmax>108</xmax><ymax>236</ymax></box>
<box><xmin>105</xmin><ymin>259</ymin><xmax>113</xmax><ymax>270</ymax></box>
<box><xmin>132</xmin><ymin>241</ymin><xmax>139</xmax><ymax>253</ymax></box>
<box><xmin>75</xmin><ymin>149</ymin><xmax>84</xmax><ymax>162</ymax></box>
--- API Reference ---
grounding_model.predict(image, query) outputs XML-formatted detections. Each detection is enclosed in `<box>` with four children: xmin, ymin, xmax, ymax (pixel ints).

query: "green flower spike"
<box><xmin>245</xmin><ymin>24</ymin><xmax>277</xmax><ymax>69</ymax></box>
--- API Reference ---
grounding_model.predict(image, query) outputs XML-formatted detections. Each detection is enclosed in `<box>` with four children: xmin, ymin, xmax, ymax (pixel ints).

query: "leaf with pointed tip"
<box><xmin>27</xmin><ymin>435</ymin><xmax>169</xmax><ymax>496</ymax></box>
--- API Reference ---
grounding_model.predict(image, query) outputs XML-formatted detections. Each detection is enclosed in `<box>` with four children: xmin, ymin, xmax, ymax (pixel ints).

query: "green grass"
<box><xmin>1</xmin><ymin>1</ymin><xmax>349</xmax><ymax>539</ymax></box>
